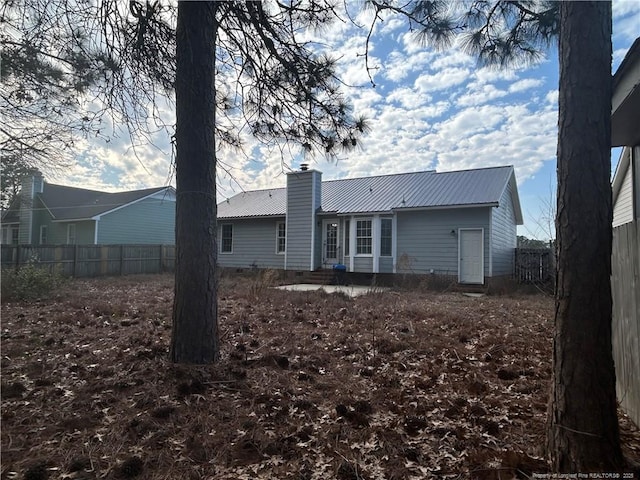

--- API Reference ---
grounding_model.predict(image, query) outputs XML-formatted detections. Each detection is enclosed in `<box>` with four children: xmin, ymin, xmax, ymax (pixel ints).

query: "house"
<box><xmin>217</xmin><ymin>165</ymin><xmax>523</xmax><ymax>284</ymax></box>
<box><xmin>1</xmin><ymin>173</ymin><xmax>176</xmax><ymax>245</ymax></box>
<box><xmin>612</xmin><ymin>36</ymin><xmax>640</xmax><ymax>226</ymax></box>
<box><xmin>610</xmin><ymin>37</ymin><xmax>640</xmax><ymax>428</ymax></box>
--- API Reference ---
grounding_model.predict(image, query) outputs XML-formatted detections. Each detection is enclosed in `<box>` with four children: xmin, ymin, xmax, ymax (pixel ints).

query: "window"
<box><xmin>381</xmin><ymin>218</ymin><xmax>392</xmax><ymax>256</ymax></box>
<box><xmin>221</xmin><ymin>224</ymin><xmax>233</xmax><ymax>253</ymax></box>
<box><xmin>40</xmin><ymin>225</ymin><xmax>48</xmax><ymax>245</ymax></box>
<box><xmin>276</xmin><ymin>222</ymin><xmax>286</xmax><ymax>254</ymax></box>
<box><xmin>344</xmin><ymin>220</ymin><xmax>350</xmax><ymax>256</ymax></box>
<box><xmin>67</xmin><ymin>224</ymin><xmax>76</xmax><ymax>244</ymax></box>
<box><xmin>1</xmin><ymin>226</ymin><xmax>18</xmax><ymax>245</ymax></box>
<box><xmin>356</xmin><ymin>219</ymin><xmax>372</xmax><ymax>255</ymax></box>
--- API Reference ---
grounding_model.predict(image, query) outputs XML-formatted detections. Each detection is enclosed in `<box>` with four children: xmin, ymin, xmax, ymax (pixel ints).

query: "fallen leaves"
<box><xmin>1</xmin><ymin>274</ymin><xmax>639</xmax><ymax>479</ymax></box>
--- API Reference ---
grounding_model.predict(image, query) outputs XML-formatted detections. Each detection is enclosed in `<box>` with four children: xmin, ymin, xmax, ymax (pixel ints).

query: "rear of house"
<box><xmin>217</xmin><ymin>165</ymin><xmax>522</xmax><ymax>285</ymax></box>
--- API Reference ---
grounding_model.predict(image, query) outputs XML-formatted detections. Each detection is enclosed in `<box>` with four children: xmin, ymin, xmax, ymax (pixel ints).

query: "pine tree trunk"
<box><xmin>547</xmin><ymin>1</ymin><xmax>622</xmax><ymax>471</ymax></box>
<box><xmin>171</xmin><ymin>2</ymin><xmax>219</xmax><ymax>364</ymax></box>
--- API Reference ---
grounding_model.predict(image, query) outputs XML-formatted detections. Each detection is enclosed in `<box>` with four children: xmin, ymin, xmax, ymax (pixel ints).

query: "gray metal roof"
<box><xmin>218</xmin><ymin>166</ymin><xmax>523</xmax><ymax>224</ymax></box>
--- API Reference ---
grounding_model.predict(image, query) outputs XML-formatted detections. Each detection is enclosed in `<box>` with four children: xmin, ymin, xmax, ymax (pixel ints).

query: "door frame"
<box><xmin>322</xmin><ymin>219</ymin><xmax>340</xmax><ymax>266</ymax></box>
<box><xmin>458</xmin><ymin>228</ymin><xmax>484</xmax><ymax>284</ymax></box>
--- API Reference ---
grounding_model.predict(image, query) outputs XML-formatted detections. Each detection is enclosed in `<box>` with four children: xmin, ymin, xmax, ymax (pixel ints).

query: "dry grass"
<box><xmin>1</xmin><ymin>274</ymin><xmax>638</xmax><ymax>480</ymax></box>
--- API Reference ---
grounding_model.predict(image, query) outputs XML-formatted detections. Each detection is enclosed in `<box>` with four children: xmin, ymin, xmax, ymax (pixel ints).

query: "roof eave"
<box><xmin>218</xmin><ymin>213</ymin><xmax>286</xmax><ymax>220</ymax></box>
<box><xmin>392</xmin><ymin>202</ymin><xmax>499</xmax><ymax>213</ymax></box>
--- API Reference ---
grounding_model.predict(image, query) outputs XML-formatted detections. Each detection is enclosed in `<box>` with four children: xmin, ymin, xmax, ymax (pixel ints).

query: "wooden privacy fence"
<box><xmin>514</xmin><ymin>247</ymin><xmax>554</xmax><ymax>284</ymax></box>
<box><xmin>611</xmin><ymin>221</ymin><xmax>640</xmax><ymax>428</ymax></box>
<box><xmin>1</xmin><ymin>244</ymin><xmax>176</xmax><ymax>278</ymax></box>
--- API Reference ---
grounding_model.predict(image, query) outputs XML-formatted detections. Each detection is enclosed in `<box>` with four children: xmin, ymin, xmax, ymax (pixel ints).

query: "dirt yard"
<box><xmin>1</xmin><ymin>274</ymin><xmax>638</xmax><ymax>479</ymax></box>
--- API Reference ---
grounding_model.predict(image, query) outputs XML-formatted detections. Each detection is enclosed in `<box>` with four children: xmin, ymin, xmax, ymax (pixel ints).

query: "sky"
<box><xmin>50</xmin><ymin>1</ymin><xmax>640</xmax><ymax>241</ymax></box>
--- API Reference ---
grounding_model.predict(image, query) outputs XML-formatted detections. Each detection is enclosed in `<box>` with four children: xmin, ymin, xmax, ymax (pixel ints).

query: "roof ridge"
<box><xmin>322</xmin><ymin>169</ymin><xmax>436</xmax><ymax>183</ymax></box>
<box><xmin>45</xmin><ymin>182</ymin><xmax>170</xmax><ymax>195</ymax></box>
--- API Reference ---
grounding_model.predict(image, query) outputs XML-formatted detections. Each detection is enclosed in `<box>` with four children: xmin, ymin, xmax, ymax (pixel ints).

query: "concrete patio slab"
<box><xmin>274</xmin><ymin>284</ymin><xmax>385</xmax><ymax>298</ymax></box>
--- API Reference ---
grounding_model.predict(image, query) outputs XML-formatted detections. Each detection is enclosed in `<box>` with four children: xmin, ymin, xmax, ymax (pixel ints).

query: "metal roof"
<box><xmin>218</xmin><ymin>166</ymin><xmax>523</xmax><ymax>224</ymax></box>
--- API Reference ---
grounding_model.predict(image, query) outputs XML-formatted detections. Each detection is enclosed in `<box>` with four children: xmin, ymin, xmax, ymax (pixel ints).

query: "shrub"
<box><xmin>1</xmin><ymin>261</ymin><xmax>65</xmax><ymax>301</ymax></box>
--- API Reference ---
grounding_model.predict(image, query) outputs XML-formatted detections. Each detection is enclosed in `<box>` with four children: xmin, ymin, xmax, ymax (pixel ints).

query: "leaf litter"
<box><xmin>1</xmin><ymin>274</ymin><xmax>638</xmax><ymax>480</ymax></box>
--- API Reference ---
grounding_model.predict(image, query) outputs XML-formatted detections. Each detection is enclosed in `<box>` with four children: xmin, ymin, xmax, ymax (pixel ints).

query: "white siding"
<box><xmin>613</xmin><ymin>164</ymin><xmax>634</xmax><ymax>227</ymax></box>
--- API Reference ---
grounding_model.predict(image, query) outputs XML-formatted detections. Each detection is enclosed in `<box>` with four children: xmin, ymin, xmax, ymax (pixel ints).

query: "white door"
<box><xmin>323</xmin><ymin>220</ymin><xmax>339</xmax><ymax>265</ymax></box>
<box><xmin>459</xmin><ymin>229</ymin><xmax>484</xmax><ymax>284</ymax></box>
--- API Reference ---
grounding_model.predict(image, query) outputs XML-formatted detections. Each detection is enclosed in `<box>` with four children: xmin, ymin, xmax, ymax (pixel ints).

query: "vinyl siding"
<box><xmin>217</xmin><ymin>218</ymin><xmax>286</xmax><ymax>269</ymax></box>
<box><xmin>353</xmin><ymin>256</ymin><xmax>373</xmax><ymax>272</ymax></box>
<box><xmin>285</xmin><ymin>171</ymin><xmax>319</xmax><ymax>270</ymax></box>
<box><xmin>396</xmin><ymin>208</ymin><xmax>491</xmax><ymax>277</ymax></box>
<box><xmin>33</xmin><ymin>198</ymin><xmax>55</xmax><ymax>245</ymax></box>
<box><xmin>490</xmin><ymin>181</ymin><xmax>517</xmax><ymax>276</ymax></box>
<box><xmin>97</xmin><ymin>194</ymin><xmax>175</xmax><ymax>244</ymax></box>
<box><xmin>613</xmin><ymin>163</ymin><xmax>634</xmax><ymax>227</ymax></box>
<box><xmin>379</xmin><ymin>256</ymin><xmax>394</xmax><ymax>273</ymax></box>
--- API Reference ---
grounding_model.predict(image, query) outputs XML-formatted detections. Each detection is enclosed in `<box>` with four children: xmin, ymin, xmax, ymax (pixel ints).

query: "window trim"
<box><xmin>344</xmin><ymin>220</ymin><xmax>350</xmax><ymax>256</ymax></box>
<box><xmin>276</xmin><ymin>221</ymin><xmax>286</xmax><ymax>254</ymax></box>
<box><xmin>220</xmin><ymin>223</ymin><xmax>233</xmax><ymax>254</ymax></box>
<box><xmin>67</xmin><ymin>224</ymin><xmax>76</xmax><ymax>245</ymax></box>
<box><xmin>380</xmin><ymin>218</ymin><xmax>393</xmax><ymax>257</ymax></box>
<box><xmin>39</xmin><ymin>225</ymin><xmax>48</xmax><ymax>245</ymax></box>
<box><xmin>355</xmin><ymin>218</ymin><xmax>373</xmax><ymax>256</ymax></box>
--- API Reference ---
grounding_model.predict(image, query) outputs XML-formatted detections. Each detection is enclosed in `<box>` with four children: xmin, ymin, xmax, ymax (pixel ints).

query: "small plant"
<box><xmin>247</xmin><ymin>269</ymin><xmax>279</xmax><ymax>297</ymax></box>
<box><xmin>1</xmin><ymin>258</ymin><xmax>65</xmax><ymax>301</ymax></box>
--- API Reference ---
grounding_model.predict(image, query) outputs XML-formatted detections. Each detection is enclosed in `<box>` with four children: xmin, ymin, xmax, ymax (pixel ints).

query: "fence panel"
<box><xmin>611</xmin><ymin>221</ymin><xmax>640</xmax><ymax>427</ymax></box>
<box><xmin>514</xmin><ymin>248</ymin><xmax>553</xmax><ymax>284</ymax></box>
<box><xmin>0</xmin><ymin>244</ymin><xmax>175</xmax><ymax>278</ymax></box>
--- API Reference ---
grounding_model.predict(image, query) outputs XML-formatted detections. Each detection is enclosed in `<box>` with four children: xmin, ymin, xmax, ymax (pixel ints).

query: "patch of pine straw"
<box><xmin>1</xmin><ymin>274</ymin><xmax>638</xmax><ymax>480</ymax></box>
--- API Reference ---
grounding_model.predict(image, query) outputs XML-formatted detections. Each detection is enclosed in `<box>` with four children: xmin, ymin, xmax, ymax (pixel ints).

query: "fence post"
<box><xmin>73</xmin><ymin>244</ymin><xmax>78</xmax><ymax>277</ymax></box>
<box><xmin>15</xmin><ymin>245</ymin><xmax>20</xmax><ymax>271</ymax></box>
<box><xmin>159</xmin><ymin>245</ymin><xmax>165</xmax><ymax>273</ymax></box>
<box><xmin>120</xmin><ymin>245</ymin><xmax>125</xmax><ymax>275</ymax></box>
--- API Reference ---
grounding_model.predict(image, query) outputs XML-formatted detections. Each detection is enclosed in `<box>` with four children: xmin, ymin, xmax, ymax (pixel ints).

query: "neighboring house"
<box><xmin>0</xmin><ymin>173</ymin><xmax>176</xmax><ymax>245</ymax></box>
<box><xmin>610</xmin><ymin>37</ymin><xmax>640</xmax><ymax>428</ymax></box>
<box><xmin>217</xmin><ymin>165</ymin><xmax>523</xmax><ymax>284</ymax></box>
<box><xmin>612</xmin><ymin>36</ymin><xmax>640</xmax><ymax>226</ymax></box>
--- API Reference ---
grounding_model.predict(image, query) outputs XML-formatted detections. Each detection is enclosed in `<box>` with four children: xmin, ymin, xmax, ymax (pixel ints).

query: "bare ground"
<box><xmin>1</xmin><ymin>274</ymin><xmax>638</xmax><ymax>480</ymax></box>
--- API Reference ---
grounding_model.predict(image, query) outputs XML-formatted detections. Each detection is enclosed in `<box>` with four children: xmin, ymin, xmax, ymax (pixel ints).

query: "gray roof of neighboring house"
<box><xmin>218</xmin><ymin>166</ymin><xmax>523</xmax><ymax>224</ymax></box>
<box><xmin>38</xmin><ymin>183</ymin><xmax>173</xmax><ymax>220</ymax></box>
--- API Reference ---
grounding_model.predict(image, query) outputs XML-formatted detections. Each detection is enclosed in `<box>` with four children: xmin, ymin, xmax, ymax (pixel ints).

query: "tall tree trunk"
<box><xmin>547</xmin><ymin>1</ymin><xmax>622</xmax><ymax>471</ymax></box>
<box><xmin>171</xmin><ymin>2</ymin><xmax>219</xmax><ymax>364</ymax></box>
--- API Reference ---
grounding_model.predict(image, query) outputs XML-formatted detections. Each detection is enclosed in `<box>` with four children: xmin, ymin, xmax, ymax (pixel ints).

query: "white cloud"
<box><xmin>414</xmin><ymin>67</ymin><xmax>470</xmax><ymax>92</ymax></box>
<box><xmin>456</xmin><ymin>84</ymin><xmax>508</xmax><ymax>107</ymax></box>
<box><xmin>509</xmin><ymin>78</ymin><xmax>544</xmax><ymax>93</ymax></box>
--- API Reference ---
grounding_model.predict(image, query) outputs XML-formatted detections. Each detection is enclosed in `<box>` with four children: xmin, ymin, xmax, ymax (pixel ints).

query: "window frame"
<box><xmin>39</xmin><ymin>225</ymin><xmax>48</xmax><ymax>245</ymax></box>
<box><xmin>380</xmin><ymin>218</ymin><xmax>392</xmax><ymax>257</ymax></box>
<box><xmin>220</xmin><ymin>224</ymin><xmax>233</xmax><ymax>254</ymax></box>
<box><xmin>355</xmin><ymin>218</ymin><xmax>373</xmax><ymax>256</ymax></box>
<box><xmin>67</xmin><ymin>224</ymin><xmax>76</xmax><ymax>245</ymax></box>
<box><xmin>276</xmin><ymin>221</ymin><xmax>286</xmax><ymax>254</ymax></box>
<box><xmin>344</xmin><ymin>220</ymin><xmax>350</xmax><ymax>256</ymax></box>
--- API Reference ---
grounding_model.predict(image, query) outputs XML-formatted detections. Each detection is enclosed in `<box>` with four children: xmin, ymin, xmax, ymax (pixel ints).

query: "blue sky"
<box><xmin>55</xmin><ymin>1</ymin><xmax>640</xmax><ymax>240</ymax></box>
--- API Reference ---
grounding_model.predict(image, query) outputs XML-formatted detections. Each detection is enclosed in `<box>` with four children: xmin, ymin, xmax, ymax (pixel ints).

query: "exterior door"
<box><xmin>459</xmin><ymin>228</ymin><xmax>484</xmax><ymax>284</ymax></box>
<box><xmin>323</xmin><ymin>220</ymin><xmax>339</xmax><ymax>265</ymax></box>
